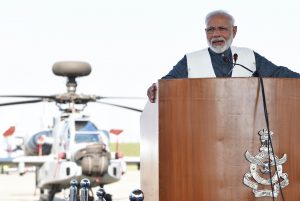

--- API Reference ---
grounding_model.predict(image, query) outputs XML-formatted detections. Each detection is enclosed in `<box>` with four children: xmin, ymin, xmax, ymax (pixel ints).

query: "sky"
<box><xmin>0</xmin><ymin>0</ymin><xmax>299</xmax><ymax>143</ymax></box>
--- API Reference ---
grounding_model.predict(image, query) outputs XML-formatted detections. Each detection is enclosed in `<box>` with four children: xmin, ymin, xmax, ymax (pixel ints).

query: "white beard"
<box><xmin>208</xmin><ymin>35</ymin><xmax>233</xmax><ymax>53</ymax></box>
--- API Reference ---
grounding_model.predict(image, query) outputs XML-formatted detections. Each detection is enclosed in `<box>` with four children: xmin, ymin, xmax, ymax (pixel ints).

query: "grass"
<box><xmin>109</xmin><ymin>143</ymin><xmax>140</xmax><ymax>171</ymax></box>
<box><xmin>109</xmin><ymin>143</ymin><xmax>140</xmax><ymax>156</ymax></box>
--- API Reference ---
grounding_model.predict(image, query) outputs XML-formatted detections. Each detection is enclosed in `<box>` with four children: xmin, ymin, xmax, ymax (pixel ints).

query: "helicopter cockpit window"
<box><xmin>74</xmin><ymin>121</ymin><xmax>101</xmax><ymax>143</ymax></box>
<box><xmin>75</xmin><ymin>133</ymin><xmax>100</xmax><ymax>143</ymax></box>
<box><xmin>75</xmin><ymin>121</ymin><xmax>98</xmax><ymax>131</ymax></box>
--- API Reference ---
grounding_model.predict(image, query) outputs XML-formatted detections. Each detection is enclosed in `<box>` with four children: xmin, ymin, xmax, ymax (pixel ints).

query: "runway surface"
<box><xmin>0</xmin><ymin>169</ymin><xmax>140</xmax><ymax>201</ymax></box>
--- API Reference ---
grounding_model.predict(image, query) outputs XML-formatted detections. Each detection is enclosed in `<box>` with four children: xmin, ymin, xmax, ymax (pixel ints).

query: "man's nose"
<box><xmin>212</xmin><ymin>29</ymin><xmax>222</xmax><ymax>36</ymax></box>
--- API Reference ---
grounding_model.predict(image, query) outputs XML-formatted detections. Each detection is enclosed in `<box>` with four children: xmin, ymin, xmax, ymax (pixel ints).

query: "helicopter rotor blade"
<box><xmin>0</xmin><ymin>95</ymin><xmax>56</xmax><ymax>99</ymax></box>
<box><xmin>0</xmin><ymin>95</ymin><xmax>145</xmax><ymax>111</ymax></box>
<box><xmin>96</xmin><ymin>101</ymin><xmax>143</xmax><ymax>112</ymax></box>
<box><xmin>0</xmin><ymin>99</ymin><xmax>44</xmax><ymax>106</ymax></box>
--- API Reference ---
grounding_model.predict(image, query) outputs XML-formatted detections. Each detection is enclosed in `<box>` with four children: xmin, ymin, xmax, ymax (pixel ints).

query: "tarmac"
<box><xmin>0</xmin><ymin>169</ymin><xmax>140</xmax><ymax>201</ymax></box>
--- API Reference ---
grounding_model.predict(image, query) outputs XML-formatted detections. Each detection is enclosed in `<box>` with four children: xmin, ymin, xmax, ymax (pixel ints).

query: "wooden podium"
<box><xmin>140</xmin><ymin>78</ymin><xmax>300</xmax><ymax>201</ymax></box>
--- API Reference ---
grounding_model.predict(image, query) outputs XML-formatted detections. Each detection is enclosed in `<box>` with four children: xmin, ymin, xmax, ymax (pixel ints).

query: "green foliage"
<box><xmin>109</xmin><ymin>143</ymin><xmax>140</xmax><ymax>156</ymax></box>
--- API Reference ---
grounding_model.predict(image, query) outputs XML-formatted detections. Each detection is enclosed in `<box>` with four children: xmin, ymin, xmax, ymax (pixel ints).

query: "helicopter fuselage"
<box><xmin>36</xmin><ymin>113</ymin><xmax>126</xmax><ymax>193</ymax></box>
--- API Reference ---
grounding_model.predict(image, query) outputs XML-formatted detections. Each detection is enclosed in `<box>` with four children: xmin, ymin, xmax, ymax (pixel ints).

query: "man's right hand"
<box><xmin>147</xmin><ymin>83</ymin><xmax>157</xmax><ymax>103</ymax></box>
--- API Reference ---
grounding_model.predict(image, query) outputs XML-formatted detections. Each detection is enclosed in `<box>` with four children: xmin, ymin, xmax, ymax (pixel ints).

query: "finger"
<box><xmin>151</xmin><ymin>83</ymin><xmax>157</xmax><ymax>91</ymax></box>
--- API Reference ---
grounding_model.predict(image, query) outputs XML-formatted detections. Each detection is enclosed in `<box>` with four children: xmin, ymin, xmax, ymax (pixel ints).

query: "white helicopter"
<box><xmin>0</xmin><ymin>61</ymin><xmax>142</xmax><ymax>201</ymax></box>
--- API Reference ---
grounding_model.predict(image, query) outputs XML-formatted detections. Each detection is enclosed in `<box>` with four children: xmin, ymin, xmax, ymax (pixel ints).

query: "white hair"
<box><xmin>205</xmin><ymin>10</ymin><xmax>235</xmax><ymax>26</ymax></box>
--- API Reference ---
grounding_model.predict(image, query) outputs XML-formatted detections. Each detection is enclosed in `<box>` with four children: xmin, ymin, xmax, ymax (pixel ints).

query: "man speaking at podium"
<box><xmin>147</xmin><ymin>10</ymin><xmax>300</xmax><ymax>103</ymax></box>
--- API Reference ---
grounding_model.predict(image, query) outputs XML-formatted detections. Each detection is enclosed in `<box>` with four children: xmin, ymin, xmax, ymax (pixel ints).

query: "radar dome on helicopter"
<box><xmin>52</xmin><ymin>61</ymin><xmax>92</xmax><ymax>78</ymax></box>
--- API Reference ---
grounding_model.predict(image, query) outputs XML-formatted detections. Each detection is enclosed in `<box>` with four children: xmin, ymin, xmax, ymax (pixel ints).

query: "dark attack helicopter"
<box><xmin>0</xmin><ymin>61</ymin><xmax>143</xmax><ymax>201</ymax></box>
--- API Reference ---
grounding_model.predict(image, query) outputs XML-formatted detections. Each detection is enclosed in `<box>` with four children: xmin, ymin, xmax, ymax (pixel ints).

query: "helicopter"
<box><xmin>0</xmin><ymin>61</ymin><xmax>143</xmax><ymax>201</ymax></box>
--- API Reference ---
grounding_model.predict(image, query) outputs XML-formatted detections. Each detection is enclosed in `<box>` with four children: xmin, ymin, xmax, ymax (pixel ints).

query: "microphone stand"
<box><xmin>223</xmin><ymin>55</ymin><xmax>285</xmax><ymax>200</ymax></box>
<box><xmin>256</xmin><ymin>71</ymin><xmax>285</xmax><ymax>201</ymax></box>
<box><xmin>222</xmin><ymin>56</ymin><xmax>254</xmax><ymax>75</ymax></box>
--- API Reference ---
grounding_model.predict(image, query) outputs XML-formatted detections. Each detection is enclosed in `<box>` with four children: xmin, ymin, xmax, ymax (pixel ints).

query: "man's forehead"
<box><xmin>206</xmin><ymin>15</ymin><xmax>231</xmax><ymax>26</ymax></box>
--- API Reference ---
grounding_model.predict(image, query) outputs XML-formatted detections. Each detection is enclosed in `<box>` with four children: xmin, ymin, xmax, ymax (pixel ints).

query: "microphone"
<box><xmin>233</xmin><ymin>53</ymin><xmax>238</xmax><ymax>64</ymax></box>
<box><xmin>222</xmin><ymin>53</ymin><xmax>254</xmax><ymax>75</ymax></box>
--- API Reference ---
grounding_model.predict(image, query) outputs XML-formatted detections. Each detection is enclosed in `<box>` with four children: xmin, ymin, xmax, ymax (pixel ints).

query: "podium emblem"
<box><xmin>243</xmin><ymin>129</ymin><xmax>289</xmax><ymax>197</ymax></box>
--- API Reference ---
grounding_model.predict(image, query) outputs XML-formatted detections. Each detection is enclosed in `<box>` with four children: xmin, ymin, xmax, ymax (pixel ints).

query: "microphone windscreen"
<box><xmin>233</xmin><ymin>53</ymin><xmax>238</xmax><ymax>63</ymax></box>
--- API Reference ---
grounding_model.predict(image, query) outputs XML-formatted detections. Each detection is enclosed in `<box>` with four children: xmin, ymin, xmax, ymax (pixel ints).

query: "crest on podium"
<box><xmin>243</xmin><ymin>129</ymin><xmax>289</xmax><ymax>197</ymax></box>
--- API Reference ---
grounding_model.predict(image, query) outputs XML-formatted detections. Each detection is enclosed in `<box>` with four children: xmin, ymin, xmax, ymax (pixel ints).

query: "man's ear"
<box><xmin>233</xmin><ymin>26</ymin><xmax>237</xmax><ymax>38</ymax></box>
